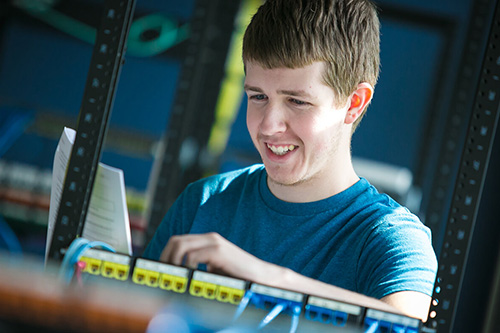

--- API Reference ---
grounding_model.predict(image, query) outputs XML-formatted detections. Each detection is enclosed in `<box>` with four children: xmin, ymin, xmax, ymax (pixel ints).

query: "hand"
<box><xmin>158</xmin><ymin>233</ymin><xmax>430</xmax><ymax>320</ymax></box>
<box><xmin>159</xmin><ymin>232</ymin><xmax>278</xmax><ymax>282</ymax></box>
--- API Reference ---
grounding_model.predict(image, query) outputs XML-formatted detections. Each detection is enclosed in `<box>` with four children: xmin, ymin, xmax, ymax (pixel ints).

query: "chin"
<box><xmin>266</xmin><ymin>170</ymin><xmax>305</xmax><ymax>187</ymax></box>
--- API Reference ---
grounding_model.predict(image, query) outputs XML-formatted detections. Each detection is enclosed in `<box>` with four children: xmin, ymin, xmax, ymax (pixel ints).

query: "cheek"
<box><xmin>246</xmin><ymin>108</ymin><xmax>259</xmax><ymax>137</ymax></box>
<box><xmin>303</xmin><ymin>113</ymin><xmax>344</xmax><ymax>149</ymax></box>
<box><xmin>315</xmin><ymin>107</ymin><xmax>346</xmax><ymax>130</ymax></box>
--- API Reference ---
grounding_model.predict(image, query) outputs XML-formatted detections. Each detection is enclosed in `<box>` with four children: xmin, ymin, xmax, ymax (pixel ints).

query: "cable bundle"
<box><xmin>58</xmin><ymin>237</ymin><xmax>115</xmax><ymax>284</ymax></box>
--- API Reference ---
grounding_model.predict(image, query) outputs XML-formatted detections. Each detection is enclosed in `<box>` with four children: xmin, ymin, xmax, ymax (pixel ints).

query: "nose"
<box><xmin>259</xmin><ymin>103</ymin><xmax>287</xmax><ymax>136</ymax></box>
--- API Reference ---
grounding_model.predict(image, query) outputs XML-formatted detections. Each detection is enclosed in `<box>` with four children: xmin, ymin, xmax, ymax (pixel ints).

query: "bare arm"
<box><xmin>160</xmin><ymin>232</ymin><xmax>429</xmax><ymax>321</ymax></box>
<box><xmin>381</xmin><ymin>291</ymin><xmax>431</xmax><ymax>322</ymax></box>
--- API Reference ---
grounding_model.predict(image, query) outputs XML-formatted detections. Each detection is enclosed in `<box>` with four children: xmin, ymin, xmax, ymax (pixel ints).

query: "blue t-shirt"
<box><xmin>143</xmin><ymin>164</ymin><xmax>437</xmax><ymax>299</ymax></box>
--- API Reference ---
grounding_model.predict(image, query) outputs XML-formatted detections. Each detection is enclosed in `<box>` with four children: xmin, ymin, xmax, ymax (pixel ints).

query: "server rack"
<box><xmin>46</xmin><ymin>0</ymin><xmax>500</xmax><ymax>331</ymax></box>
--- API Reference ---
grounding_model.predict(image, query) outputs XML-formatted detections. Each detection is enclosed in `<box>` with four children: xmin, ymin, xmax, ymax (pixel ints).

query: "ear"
<box><xmin>344</xmin><ymin>82</ymin><xmax>374</xmax><ymax>125</ymax></box>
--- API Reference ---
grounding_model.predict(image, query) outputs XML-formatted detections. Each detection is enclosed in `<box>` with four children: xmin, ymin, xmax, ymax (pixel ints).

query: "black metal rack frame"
<box><xmin>426</xmin><ymin>0</ymin><xmax>500</xmax><ymax>331</ymax></box>
<box><xmin>48</xmin><ymin>0</ymin><xmax>136</xmax><ymax>261</ymax></box>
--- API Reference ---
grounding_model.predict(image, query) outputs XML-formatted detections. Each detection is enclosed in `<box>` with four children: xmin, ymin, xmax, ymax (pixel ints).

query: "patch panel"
<box><xmin>132</xmin><ymin>258</ymin><xmax>189</xmax><ymax>293</ymax></box>
<box><xmin>305</xmin><ymin>295</ymin><xmax>363</xmax><ymax>328</ymax></box>
<box><xmin>79</xmin><ymin>249</ymin><xmax>131</xmax><ymax>281</ymax></box>
<box><xmin>249</xmin><ymin>283</ymin><xmax>304</xmax><ymax>315</ymax></box>
<box><xmin>189</xmin><ymin>271</ymin><xmax>247</xmax><ymax>304</ymax></box>
<box><xmin>364</xmin><ymin>309</ymin><xmax>421</xmax><ymax>333</ymax></box>
<box><xmin>73</xmin><ymin>249</ymin><xmax>423</xmax><ymax>332</ymax></box>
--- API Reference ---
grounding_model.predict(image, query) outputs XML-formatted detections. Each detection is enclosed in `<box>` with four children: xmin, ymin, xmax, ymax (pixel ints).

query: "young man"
<box><xmin>143</xmin><ymin>0</ymin><xmax>437</xmax><ymax>321</ymax></box>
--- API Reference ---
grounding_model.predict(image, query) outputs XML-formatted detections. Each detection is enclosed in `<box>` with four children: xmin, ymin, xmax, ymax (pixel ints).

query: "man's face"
<box><xmin>245</xmin><ymin>61</ymin><xmax>351</xmax><ymax>192</ymax></box>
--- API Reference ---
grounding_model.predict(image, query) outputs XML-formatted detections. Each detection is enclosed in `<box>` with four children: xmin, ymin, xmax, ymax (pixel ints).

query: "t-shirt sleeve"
<box><xmin>357</xmin><ymin>209</ymin><xmax>438</xmax><ymax>299</ymax></box>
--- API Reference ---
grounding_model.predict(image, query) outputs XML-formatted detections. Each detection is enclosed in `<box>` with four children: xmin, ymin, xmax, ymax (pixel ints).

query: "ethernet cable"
<box><xmin>232</xmin><ymin>290</ymin><xmax>254</xmax><ymax>322</ymax></box>
<box><xmin>392</xmin><ymin>325</ymin><xmax>406</xmax><ymax>333</ymax></box>
<box><xmin>58</xmin><ymin>237</ymin><xmax>115</xmax><ymax>284</ymax></box>
<box><xmin>364</xmin><ymin>320</ymin><xmax>380</xmax><ymax>333</ymax></box>
<box><xmin>257</xmin><ymin>302</ymin><xmax>287</xmax><ymax>330</ymax></box>
<box><xmin>289</xmin><ymin>305</ymin><xmax>301</xmax><ymax>333</ymax></box>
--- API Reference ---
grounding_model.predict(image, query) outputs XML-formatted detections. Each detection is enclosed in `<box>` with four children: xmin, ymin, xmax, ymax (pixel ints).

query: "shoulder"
<box><xmin>368</xmin><ymin>196</ymin><xmax>430</xmax><ymax>240</ymax></box>
<box><xmin>185</xmin><ymin>164</ymin><xmax>265</xmax><ymax>200</ymax></box>
<box><xmin>350</xmin><ymin>179</ymin><xmax>433</xmax><ymax>253</ymax></box>
<box><xmin>354</xmin><ymin>181</ymin><xmax>437</xmax><ymax>298</ymax></box>
<box><xmin>354</xmin><ymin>178</ymin><xmax>427</xmax><ymax>231</ymax></box>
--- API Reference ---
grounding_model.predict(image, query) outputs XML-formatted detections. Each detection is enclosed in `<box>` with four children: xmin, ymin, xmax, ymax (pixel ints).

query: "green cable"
<box><xmin>14</xmin><ymin>1</ymin><xmax>189</xmax><ymax>57</ymax></box>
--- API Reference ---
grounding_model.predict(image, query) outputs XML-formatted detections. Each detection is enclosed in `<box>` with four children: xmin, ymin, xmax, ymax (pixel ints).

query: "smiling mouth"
<box><xmin>267</xmin><ymin>143</ymin><xmax>296</xmax><ymax>156</ymax></box>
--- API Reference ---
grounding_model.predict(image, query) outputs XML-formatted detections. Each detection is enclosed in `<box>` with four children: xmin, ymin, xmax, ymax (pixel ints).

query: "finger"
<box><xmin>183</xmin><ymin>244</ymin><xmax>220</xmax><ymax>269</ymax></box>
<box><xmin>160</xmin><ymin>235</ymin><xmax>192</xmax><ymax>265</ymax></box>
<box><xmin>159</xmin><ymin>235</ymin><xmax>178</xmax><ymax>263</ymax></box>
<box><xmin>183</xmin><ymin>234</ymin><xmax>254</xmax><ymax>276</ymax></box>
<box><xmin>159</xmin><ymin>233</ymin><xmax>219</xmax><ymax>266</ymax></box>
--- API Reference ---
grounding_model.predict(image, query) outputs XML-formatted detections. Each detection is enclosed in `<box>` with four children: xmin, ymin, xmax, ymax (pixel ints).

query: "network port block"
<box><xmin>364</xmin><ymin>309</ymin><xmax>421</xmax><ymax>333</ymax></box>
<box><xmin>189</xmin><ymin>271</ymin><xmax>247</xmax><ymax>304</ymax></box>
<box><xmin>249</xmin><ymin>283</ymin><xmax>304</xmax><ymax>315</ymax></box>
<box><xmin>132</xmin><ymin>258</ymin><xmax>189</xmax><ymax>293</ymax></box>
<box><xmin>305</xmin><ymin>295</ymin><xmax>362</xmax><ymax>328</ymax></box>
<box><xmin>79</xmin><ymin>249</ymin><xmax>131</xmax><ymax>281</ymax></box>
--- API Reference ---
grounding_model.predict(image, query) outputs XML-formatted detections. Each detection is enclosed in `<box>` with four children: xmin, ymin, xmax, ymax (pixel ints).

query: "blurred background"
<box><xmin>0</xmin><ymin>0</ymin><xmax>479</xmax><ymax>257</ymax></box>
<box><xmin>0</xmin><ymin>0</ymin><xmax>499</xmax><ymax>331</ymax></box>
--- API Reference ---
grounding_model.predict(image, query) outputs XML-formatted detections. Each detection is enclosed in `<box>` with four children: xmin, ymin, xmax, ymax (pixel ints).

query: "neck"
<box><xmin>267</xmin><ymin>157</ymin><xmax>360</xmax><ymax>203</ymax></box>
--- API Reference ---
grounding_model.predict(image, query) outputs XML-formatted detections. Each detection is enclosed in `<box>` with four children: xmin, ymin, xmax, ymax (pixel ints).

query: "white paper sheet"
<box><xmin>45</xmin><ymin>127</ymin><xmax>132</xmax><ymax>263</ymax></box>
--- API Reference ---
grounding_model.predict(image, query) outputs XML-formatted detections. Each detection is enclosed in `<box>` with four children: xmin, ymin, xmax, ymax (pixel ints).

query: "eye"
<box><xmin>249</xmin><ymin>94</ymin><xmax>267</xmax><ymax>101</ymax></box>
<box><xmin>289</xmin><ymin>98</ymin><xmax>308</xmax><ymax>106</ymax></box>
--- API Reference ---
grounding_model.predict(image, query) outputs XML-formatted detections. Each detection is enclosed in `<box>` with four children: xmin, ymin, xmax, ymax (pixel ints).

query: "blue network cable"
<box><xmin>364</xmin><ymin>320</ymin><xmax>380</xmax><ymax>333</ymax></box>
<box><xmin>392</xmin><ymin>325</ymin><xmax>406</xmax><ymax>333</ymax></box>
<box><xmin>289</xmin><ymin>305</ymin><xmax>301</xmax><ymax>333</ymax></box>
<box><xmin>232</xmin><ymin>290</ymin><xmax>254</xmax><ymax>322</ymax></box>
<box><xmin>58</xmin><ymin>237</ymin><xmax>115</xmax><ymax>284</ymax></box>
<box><xmin>257</xmin><ymin>302</ymin><xmax>287</xmax><ymax>330</ymax></box>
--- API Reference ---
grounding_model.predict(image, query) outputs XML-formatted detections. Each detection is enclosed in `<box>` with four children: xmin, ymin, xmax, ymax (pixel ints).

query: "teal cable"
<box><xmin>14</xmin><ymin>2</ymin><xmax>188</xmax><ymax>57</ymax></box>
<box><xmin>58</xmin><ymin>237</ymin><xmax>115</xmax><ymax>284</ymax></box>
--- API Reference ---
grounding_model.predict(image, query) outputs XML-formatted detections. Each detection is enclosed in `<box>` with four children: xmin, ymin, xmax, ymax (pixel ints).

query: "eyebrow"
<box><xmin>244</xmin><ymin>84</ymin><xmax>313</xmax><ymax>99</ymax></box>
<box><xmin>243</xmin><ymin>84</ymin><xmax>263</xmax><ymax>92</ymax></box>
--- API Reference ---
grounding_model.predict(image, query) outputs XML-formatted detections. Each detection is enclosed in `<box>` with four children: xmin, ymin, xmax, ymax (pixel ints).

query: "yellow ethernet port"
<box><xmin>80</xmin><ymin>257</ymin><xmax>101</xmax><ymax>275</ymax></box>
<box><xmin>132</xmin><ymin>268</ymin><xmax>147</xmax><ymax>285</ymax></box>
<box><xmin>114</xmin><ymin>264</ymin><xmax>129</xmax><ymax>281</ymax></box>
<box><xmin>203</xmin><ymin>283</ymin><xmax>217</xmax><ymax>299</ymax></box>
<box><xmin>231</xmin><ymin>289</ymin><xmax>245</xmax><ymax>305</ymax></box>
<box><xmin>101</xmin><ymin>262</ymin><xmax>115</xmax><ymax>279</ymax></box>
<box><xmin>189</xmin><ymin>280</ymin><xmax>204</xmax><ymax>297</ymax></box>
<box><xmin>159</xmin><ymin>274</ymin><xmax>174</xmax><ymax>290</ymax></box>
<box><xmin>218</xmin><ymin>289</ymin><xmax>229</xmax><ymax>302</ymax></box>
<box><xmin>216</xmin><ymin>286</ymin><xmax>231</xmax><ymax>303</ymax></box>
<box><xmin>173</xmin><ymin>277</ymin><xmax>187</xmax><ymax>293</ymax></box>
<box><xmin>146</xmin><ymin>271</ymin><xmax>160</xmax><ymax>287</ymax></box>
<box><xmin>159</xmin><ymin>274</ymin><xmax>188</xmax><ymax>293</ymax></box>
<box><xmin>217</xmin><ymin>286</ymin><xmax>244</xmax><ymax>305</ymax></box>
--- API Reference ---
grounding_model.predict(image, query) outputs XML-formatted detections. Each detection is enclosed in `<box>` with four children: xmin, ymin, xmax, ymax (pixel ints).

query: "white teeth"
<box><xmin>267</xmin><ymin>144</ymin><xmax>296</xmax><ymax>156</ymax></box>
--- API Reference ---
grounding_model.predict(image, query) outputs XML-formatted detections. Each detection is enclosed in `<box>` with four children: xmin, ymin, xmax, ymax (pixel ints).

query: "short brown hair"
<box><xmin>242</xmin><ymin>0</ymin><xmax>380</xmax><ymax>129</ymax></box>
